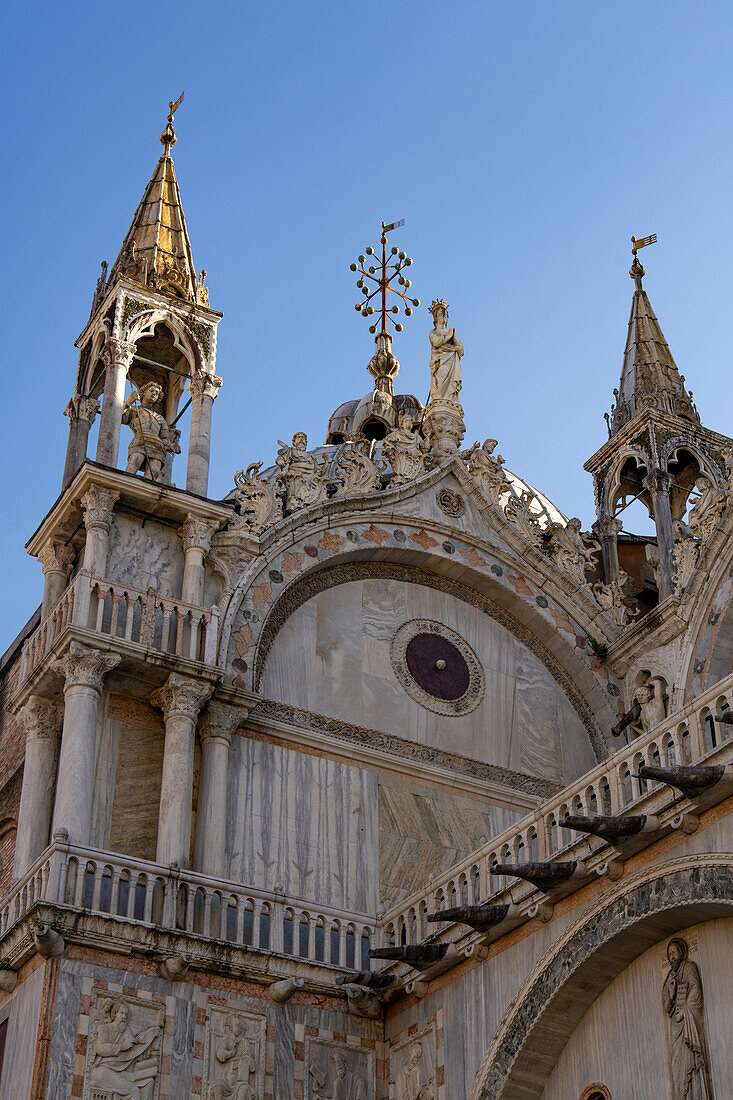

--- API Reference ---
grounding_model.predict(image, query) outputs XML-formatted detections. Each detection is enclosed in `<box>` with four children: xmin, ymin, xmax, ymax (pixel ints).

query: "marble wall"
<box><xmin>0</xmin><ymin>961</ymin><xmax>44</xmax><ymax>1097</ymax></box>
<box><xmin>259</xmin><ymin>577</ymin><xmax>596</xmax><ymax>785</ymax></box>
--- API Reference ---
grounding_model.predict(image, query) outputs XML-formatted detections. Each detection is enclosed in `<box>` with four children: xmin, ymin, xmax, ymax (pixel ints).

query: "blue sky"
<box><xmin>2</xmin><ymin>1</ymin><xmax>733</xmax><ymax>639</ymax></box>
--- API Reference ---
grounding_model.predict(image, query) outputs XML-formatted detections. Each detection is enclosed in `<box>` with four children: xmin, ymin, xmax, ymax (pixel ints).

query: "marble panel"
<box><xmin>107</xmin><ymin>513</ymin><xmax>183</xmax><ymax>598</ymax></box>
<box><xmin>202</xmin><ymin>1004</ymin><xmax>266</xmax><ymax>1099</ymax></box>
<box><xmin>390</xmin><ymin>1023</ymin><xmax>437</xmax><ymax>1100</ymax></box>
<box><xmin>227</xmin><ymin>736</ymin><xmax>379</xmax><ymax>912</ymax></box>
<box><xmin>82</xmin><ymin>989</ymin><xmax>164</xmax><ymax>1100</ymax></box>
<box><xmin>91</xmin><ymin>695</ymin><xmax>117</xmax><ymax>850</ymax></box>
<box><xmin>314</xmin><ymin>582</ymin><xmax>364</xmax><ymax>722</ymax></box>
<box><xmin>0</xmin><ymin>963</ymin><xmax>44</xmax><ymax>1099</ymax></box>
<box><xmin>306</xmin><ymin>1037</ymin><xmax>375</xmax><ymax>1099</ymax></box>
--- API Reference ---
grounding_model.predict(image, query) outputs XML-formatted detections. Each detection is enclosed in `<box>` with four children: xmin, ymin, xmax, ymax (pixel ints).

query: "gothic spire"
<box><xmin>608</xmin><ymin>255</ymin><xmax>698</xmax><ymax>434</ymax></box>
<box><xmin>106</xmin><ymin>102</ymin><xmax>206</xmax><ymax>306</ymax></box>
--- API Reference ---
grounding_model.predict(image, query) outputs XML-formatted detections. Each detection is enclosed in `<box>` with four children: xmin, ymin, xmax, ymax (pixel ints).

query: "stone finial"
<box><xmin>53</xmin><ymin>641</ymin><xmax>121</xmax><ymax>693</ymax></box>
<box><xmin>150</xmin><ymin>673</ymin><xmax>212</xmax><ymax>722</ymax></box>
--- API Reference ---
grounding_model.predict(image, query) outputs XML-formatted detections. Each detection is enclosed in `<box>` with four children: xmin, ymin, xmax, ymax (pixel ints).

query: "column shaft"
<box><xmin>193</xmin><ymin>703</ymin><xmax>241</xmax><ymax>877</ymax></box>
<box><xmin>13</xmin><ymin>698</ymin><xmax>61</xmax><ymax>878</ymax></box>
<box><xmin>81</xmin><ymin>486</ymin><xmax>119</xmax><ymax>577</ymax></box>
<box><xmin>645</xmin><ymin>470</ymin><xmax>676</xmax><ymax>600</ymax></box>
<box><xmin>179</xmin><ymin>516</ymin><xmax>216</xmax><ymax>606</ymax></box>
<box><xmin>186</xmin><ymin>374</ymin><xmax>221</xmax><ymax>497</ymax></box>
<box><xmin>96</xmin><ymin>340</ymin><xmax>135</xmax><ymax>468</ymax></box>
<box><xmin>63</xmin><ymin>395</ymin><xmax>99</xmax><ymax>490</ymax></box>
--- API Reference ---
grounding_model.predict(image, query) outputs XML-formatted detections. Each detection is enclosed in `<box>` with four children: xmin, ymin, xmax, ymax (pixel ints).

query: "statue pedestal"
<box><xmin>424</xmin><ymin>400</ymin><xmax>465</xmax><ymax>458</ymax></box>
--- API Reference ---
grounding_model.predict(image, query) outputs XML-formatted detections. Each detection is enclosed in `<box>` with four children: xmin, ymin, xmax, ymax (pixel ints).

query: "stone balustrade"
<box><xmin>380</xmin><ymin>669</ymin><xmax>733</xmax><ymax>949</ymax></box>
<box><xmin>0</xmin><ymin>838</ymin><xmax>374</xmax><ymax>971</ymax></box>
<box><xmin>18</xmin><ymin>572</ymin><xmax>220</xmax><ymax>684</ymax></box>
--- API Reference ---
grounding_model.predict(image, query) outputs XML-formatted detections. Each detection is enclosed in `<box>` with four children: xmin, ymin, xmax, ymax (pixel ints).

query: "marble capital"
<box><xmin>63</xmin><ymin>393</ymin><xmax>100</xmax><ymax>425</ymax></box>
<box><xmin>100</xmin><ymin>337</ymin><xmax>136</xmax><ymax>370</ymax></box>
<box><xmin>593</xmin><ymin>515</ymin><xmax>624</xmax><ymax>539</ymax></box>
<box><xmin>150</xmin><ymin>673</ymin><xmax>212</xmax><ymax>722</ymax></box>
<box><xmin>187</xmin><ymin>371</ymin><xmax>222</xmax><ymax>401</ymax></box>
<box><xmin>81</xmin><ymin>484</ymin><xmax>119</xmax><ymax>530</ymax></box>
<box><xmin>19</xmin><ymin>695</ymin><xmax>62</xmax><ymax>742</ymax></box>
<box><xmin>643</xmin><ymin>468</ymin><xmax>674</xmax><ymax>495</ymax></box>
<box><xmin>53</xmin><ymin>641</ymin><xmax>121</xmax><ymax>693</ymax></box>
<box><xmin>178</xmin><ymin>514</ymin><xmax>218</xmax><ymax>555</ymax></box>
<box><xmin>37</xmin><ymin>539</ymin><xmax>75</xmax><ymax>577</ymax></box>
<box><xmin>199</xmin><ymin>701</ymin><xmax>245</xmax><ymax>745</ymax></box>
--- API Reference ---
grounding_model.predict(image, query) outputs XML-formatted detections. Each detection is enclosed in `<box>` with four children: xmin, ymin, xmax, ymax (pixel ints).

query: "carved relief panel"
<box><xmin>202</xmin><ymin>1006</ymin><xmax>266</xmax><ymax>1100</ymax></box>
<box><xmin>83</xmin><ymin>991</ymin><xmax>164</xmax><ymax>1100</ymax></box>
<box><xmin>306</xmin><ymin>1037</ymin><xmax>375</xmax><ymax>1100</ymax></box>
<box><xmin>390</xmin><ymin>1024</ymin><xmax>437</xmax><ymax>1100</ymax></box>
<box><xmin>660</xmin><ymin>936</ymin><xmax>714</xmax><ymax>1100</ymax></box>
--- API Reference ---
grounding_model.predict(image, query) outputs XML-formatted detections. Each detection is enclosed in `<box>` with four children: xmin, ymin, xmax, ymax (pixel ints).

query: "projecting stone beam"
<box><xmin>369</xmin><ymin>944</ymin><xmax>450</xmax><ymax>968</ymax></box>
<box><xmin>336</xmin><ymin>971</ymin><xmax>397</xmax><ymax>990</ymax></box>
<box><xmin>637</xmin><ymin>763</ymin><xmax>727</xmax><ymax>799</ymax></box>
<box><xmin>610</xmin><ymin>701</ymin><xmax>641</xmax><ymax>738</ymax></box>
<box><xmin>563</xmin><ymin>813</ymin><xmax>659</xmax><ymax>843</ymax></box>
<box><xmin>426</xmin><ymin>903</ymin><xmax>510</xmax><ymax>933</ymax></box>
<box><xmin>715</xmin><ymin>711</ymin><xmax>733</xmax><ymax>725</ymax></box>
<box><xmin>491</xmin><ymin>861</ymin><xmax>581</xmax><ymax>890</ymax></box>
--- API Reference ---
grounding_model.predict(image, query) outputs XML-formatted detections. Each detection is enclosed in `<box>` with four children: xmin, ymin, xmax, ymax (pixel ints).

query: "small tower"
<box><xmin>64</xmin><ymin>98</ymin><xmax>222</xmax><ymax>496</ymax></box>
<box><xmin>585</xmin><ymin>240</ymin><xmax>731</xmax><ymax>602</ymax></box>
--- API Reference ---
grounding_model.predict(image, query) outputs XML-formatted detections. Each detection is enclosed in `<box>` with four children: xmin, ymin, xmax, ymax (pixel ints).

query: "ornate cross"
<box><xmin>351</xmin><ymin>221</ymin><xmax>420</xmax><ymax>337</ymax></box>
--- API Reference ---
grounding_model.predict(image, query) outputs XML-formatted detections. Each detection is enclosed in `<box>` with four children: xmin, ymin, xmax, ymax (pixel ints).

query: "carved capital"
<box><xmin>150</xmin><ymin>673</ymin><xmax>212</xmax><ymax>723</ymax></box>
<box><xmin>178</xmin><ymin>514</ymin><xmax>217</xmax><ymax>555</ymax></box>
<box><xmin>199</xmin><ymin>701</ymin><xmax>244</xmax><ymax>745</ymax></box>
<box><xmin>37</xmin><ymin>540</ymin><xmax>75</xmax><ymax>577</ymax></box>
<box><xmin>54</xmin><ymin>641</ymin><xmax>121</xmax><ymax>693</ymax></box>
<box><xmin>63</xmin><ymin>393</ymin><xmax>100</xmax><ymax>425</ymax></box>
<box><xmin>592</xmin><ymin>515</ymin><xmax>623</xmax><ymax>540</ymax></box>
<box><xmin>187</xmin><ymin>372</ymin><xmax>222</xmax><ymax>401</ymax></box>
<box><xmin>101</xmin><ymin>338</ymin><xmax>136</xmax><ymax>370</ymax></box>
<box><xmin>81</xmin><ymin>484</ymin><xmax>119</xmax><ymax>531</ymax></box>
<box><xmin>19</xmin><ymin>695</ymin><xmax>62</xmax><ymax>742</ymax></box>
<box><xmin>643</xmin><ymin>468</ymin><xmax>673</xmax><ymax>496</ymax></box>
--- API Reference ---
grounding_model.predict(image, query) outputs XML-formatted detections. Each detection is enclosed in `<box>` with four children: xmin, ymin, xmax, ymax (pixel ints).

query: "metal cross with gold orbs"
<box><xmin>350</xmin><ymin>221</ymin><xmax>420</xmax><ymax>337</ymax></box>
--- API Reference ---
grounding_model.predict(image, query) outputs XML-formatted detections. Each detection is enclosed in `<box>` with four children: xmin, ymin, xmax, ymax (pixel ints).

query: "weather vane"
<box><xmin>631</xmin><ymin>233</ymin><xmax>657</xmax><ymax>256</ymax></box>
<box><xmin>161</xmin><ymin>92</ymin><xmax>185</xmax><ymax>151</ymax></box>
<box><xmin>168</xmin><ymin>91</ymin><xmax>185</xmax><ymax>123</ymax></box>
<box><xmin>350</xmin><ymin>221</ymin><xmax>420</xmax><ymax>337</ymax></box>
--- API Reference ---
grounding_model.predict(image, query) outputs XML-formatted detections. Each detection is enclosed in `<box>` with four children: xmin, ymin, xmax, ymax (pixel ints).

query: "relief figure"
<box><xmin>208</xmin><ymin>1013</ymin><xmax>258</xmax><ymax>1100</ymax></box>
<box><xmin>662</xmin><ymin>938</ymin><xmax>713</xmax><ymax>1100</ymax></box>
<box><xmin>309</xmin><ymin>1049</ymin><xmax>369</xmax><ymax>1100</ymax></box>
<box><xmin>87</xmin><ymin>997</ymin><xmax>161</xmax><ymax>1100</ymax></box>
<box><xmin>394</xmin><ymin>1041</ymin><xmax>434</xmax><ymax>1100</ymax></box>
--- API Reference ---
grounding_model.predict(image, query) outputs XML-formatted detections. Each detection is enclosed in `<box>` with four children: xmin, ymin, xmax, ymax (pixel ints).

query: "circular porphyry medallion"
<box><xmin>390</xmin><ymin>619</ymin><xmax>484</xmax><ymax>715</ymax></box>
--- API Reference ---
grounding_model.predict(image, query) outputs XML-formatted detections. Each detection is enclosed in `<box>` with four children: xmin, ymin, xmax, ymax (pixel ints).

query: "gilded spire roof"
<box><xmin>106</xmin><ymin>114</ymin><xmax>205</xmax><ymax>305</ymax></box>
<box><xmin>609</xmin><ymin>257</ymin><xmax>698</xmax><ymax>434</ymax></box>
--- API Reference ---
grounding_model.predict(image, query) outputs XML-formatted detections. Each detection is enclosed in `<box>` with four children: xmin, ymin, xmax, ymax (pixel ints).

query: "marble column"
<box><xmin>96</xmin><ymin>338</ymin><xmax>135</xmax><ymax>468</ymax></box>
<box><xmin>12</xmin><ymin>696</ymin><xmax>62</xmax><ymax>879</ymax></box>
<box><xmin>193</xmin><ymin>702</ymin><xmax>242</xmax><ymax>878</ymax></box>
<box><xmin>644</xmin><ymin>468</ymin><xmax>676</xmax><ymax>601</ymax></box>
<box><xmin>592</xmin><ymin>514</ymin><xmax>623</xmax><ymax>584</ymax></box>
<box><xmin>150</xmin><ymin>674</ymin><xmax>212</xmax><ymax>868</ymax></box>
<box><xmin>37</xmin><ymin>540</ymin><xmax>75</xmax><ymax>619</ymax></box>
<box><xmin>186</xmin><ymin>372</ymin><xmax>222</xmax><ymax>497</ymax></box>
<box><xmin>51</xmin><ymin>643</ymin><xmax>120</xmax><ymax>847</ymax></box>
<box><xmin>179</xmin><ymin>515</ymin><xmax>217</xmax><ymax>606</ymax></box>
<box><xmin>62</xmin><ymin>394</ymin><xmax>99</xmax><ymax>490</ymax></box>
<box><xmin>81</xmin><ymin>484</ymin><xmax>119</xmax><ymax>577</ymax></box>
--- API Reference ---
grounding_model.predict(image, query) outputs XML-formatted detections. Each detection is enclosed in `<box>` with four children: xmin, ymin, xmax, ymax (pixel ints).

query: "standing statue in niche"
<box><xmin>121</xmin><ymin>381</ymin><xmax>180</xmax><ymax>483</ymax></box>
<box><xmin>662</xmin><ymin>938</ymin><xmax>713</xmax><ymax>1100</ymax></box>
<box><xmin>208</xmin><ymin>1013</ymin><xmax>258</xmax><ymax>1100</ymax></box>
<box><xmin>87</xmin><ymin>996</ymin><xmax>162</xmax><ymax>1100</ymax></box>
<box><xmin>309</xmin><ymin>1050</ymin><xmax>369</xmax><ymax>1100</ymax></box>
<box><xmin>394</xmin><ymin>1041</ymin><xmax>434</xmax><ymax>1100</ymax></box>
<box><xmin>275</xmin><ymin>432</ymin><xmax>329</xmax><ymax>514</ymax></box>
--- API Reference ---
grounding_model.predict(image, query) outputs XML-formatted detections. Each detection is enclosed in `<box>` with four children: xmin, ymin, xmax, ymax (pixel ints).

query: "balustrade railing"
<box><xmin>380</xmin><ymin>669</ymin><xmax>733</xmax><ymax>945</ymax></box>
<box><xmin>19</xmin><ymin>572</ymin><xmax>220</xmax><ymax>682</ymax></box>
<box><xmin>0</xmin><ymin>840</ymin><xmax>373</xmax><ymax>971</ymax></box>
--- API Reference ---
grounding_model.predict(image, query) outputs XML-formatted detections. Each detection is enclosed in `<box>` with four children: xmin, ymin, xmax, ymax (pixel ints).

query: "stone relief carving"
<box><xmin>390</xmin><ymin>618</ymin><xmax>485</xmax><ymax>717</ymax></box>
<box><xmin>545</xmin><ymin>518</ymin><xmax>600</xmax><ymax>586</ymax></box>
<box><xmin>83</xmin><ymin>992</ymin><xmax>164</xmax><ymax>1100</ymax></box>
<box><xmin>333</xmin><ymin>440</ymin><xmax>386</xmax><ymax>498</ymax></box>
<box><xmin>54</xmin><ymin>641</ymin><xmax>121</xmax><ymax>693</ymax></box>
<box><xmin>435</xmin><ymin>487</ymin><xmax>465</xmax><ymax>518</ymax></box>
<box><xmin>19</xmin><ymin>695</ymin><xmax>62</xmax><ymax>741</ymax></box>
<box><xmin>672</xmin><ymin>520</ymin><xmax>700</xmax><ymax>592</ymax></box>
<box><xmin>64</xmin><ymin>393</ymin><xmax>100</xmax><ymax>426</ymax></box>
<box><xmin>179</xmin><ymin>515</ymin><xmax>218</xmax><ymax>556</ymax></box>
<box><xmin>503</xmin><ymin>487</ymin><xmax>543</xmax><ymax>545</ymax></box>
<box><xmin>81</xmin><ymin>485</ymin><xmax>119</xmax><ymax>532</ymax></box>
<box><xmin>150</xmin><ymin>672</ymin><xmax>212</xmax><ymax>722</ymax></box>
<box><xmin>391</xmin><ymin>1034</ymin><xmax>435</xmax><ymax>1100</ymax></box>
<box><xmin>307</xmin><ymin>1040</ymin><xmax>374</xmax><ymax>1100</ymax></box>
<box><xmin>37</xmin><ymin>539</ymin><xmax>75</xmax><ymax>578</ymax></box>
<box><xmin>688</xmin><ymin>474</ymin><xmax>725</xmax><ymax>543</ymax></box>
<box><xmin>121</xmin><ymin>381</ymin><xmax>181</xmax><ymax>483</ymax></box>
<box><xmin>662</xmin><ymin>937</ymin><xmax>713</xmax><ymax>1099</ymax></box>
<box><xmin>383</xmin><ymin>414</ymin><xmax>429</xmax><ymax>486</ymax></box>
<box><xmin>462</xmin><ymin>439</ymin><xmax>509</xmax><ymax>507</ymax></box>
<box><xmin>232</xmin><ymin>462</ymin><xmax>283</xmax><ymax>535</ymax></box>
<box><xmin>275</xmin><ymin>432</ymin><xmax>329</xmax><ymax>514</ymax></box>
<box><xmin>593</xmin><ymin>570</ymin><xmax>636</xmax><ymax>626</ymax></box>
<box><xmin>202</xmin><ymin>1007</ymin><xmax>265</xmax><ymax>1100</ymax></box>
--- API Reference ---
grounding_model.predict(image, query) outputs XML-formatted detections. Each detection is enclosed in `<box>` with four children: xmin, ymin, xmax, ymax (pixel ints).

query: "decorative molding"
<box><xmin>435</xmin><ymin>486</ymin><xmax>465</xmax><ymax>517</ymax></box>
<box><xmin>390</xmin><ymin>618</ymin><xmax>485</xmax><ymax>716</ymax></box>
<box><xmin>120</xmin><ymin>296</ymin><xmax>151</xmax><ymax>332</ymax></box>
<box><xmin>185</xmin><ymin>319</ymin><xmax>213</xmax><ymax>360</ymax></box>
<box><xmin>248</xmin><ymin>698</ymin><xmax>561</xmax><ymax>798</ymax></box>
<box><xmin>251</xmin><ymin>560</ymin><xmax>606</xmax><ymax>760</ymax></box>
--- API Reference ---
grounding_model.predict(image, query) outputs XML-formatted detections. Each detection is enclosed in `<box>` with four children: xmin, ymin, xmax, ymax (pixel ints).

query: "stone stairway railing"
<box><xmin>379</xmin><ymin>669</ymin><xmax>733</xmax><ymax>947</ymax></box>
<box><xmin>19</xmin><ymin>572</ymin><xmax>220</xmax><ymax>683</ymax></box>
<box><xmin>0</xmin><ymin>837</ymin><xmax>374</xmax><ymax>970</ymax></box>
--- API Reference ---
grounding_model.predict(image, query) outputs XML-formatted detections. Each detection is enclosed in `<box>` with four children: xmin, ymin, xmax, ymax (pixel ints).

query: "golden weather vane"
<box><xmin>167</xmin><ymin>91</ymin><xmax>185</xmax><ymax>123</ymax></box>
<box><xmin>350</xmin><ymin>221</ymin><xmax>420</xmax><ymax>337</ymax></box>
<box><xmin>631</xmin><ymin>233</ymin><xmax>657</xmax><ymax>255</ymax></box>
<box><xmin>161</xmin><ymin>92</ymin><xmax>185</xmax><ymax>150</ymax></box>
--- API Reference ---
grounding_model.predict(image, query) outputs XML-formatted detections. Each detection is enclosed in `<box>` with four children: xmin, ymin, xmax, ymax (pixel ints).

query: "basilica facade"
<box><xmin>0</xmin><ymin>111</ymin><xmax>732</xmax><ymax>1099</ymax></box>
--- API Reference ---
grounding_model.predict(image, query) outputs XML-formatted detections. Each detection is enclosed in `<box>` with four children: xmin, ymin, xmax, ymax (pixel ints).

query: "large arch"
<box><xmin>468</xmin><ymin>853</ymin><xmax>733</xmax><ymax>1100</ymax></box>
